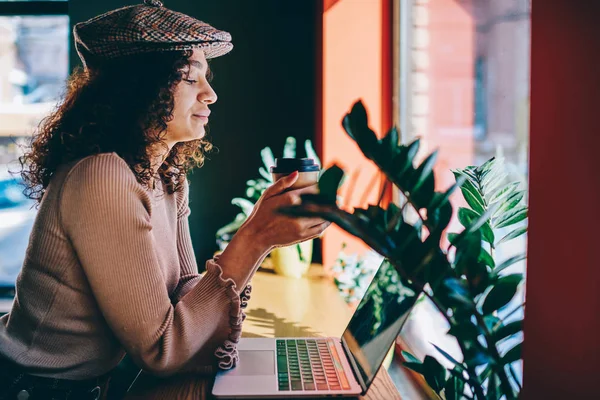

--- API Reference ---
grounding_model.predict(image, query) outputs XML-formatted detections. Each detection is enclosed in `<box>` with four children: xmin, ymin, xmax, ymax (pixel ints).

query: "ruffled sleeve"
<box><xmin>214</xmin><ymin>282</ymin><xmax>252</xmax><ymax>369</ymax></box>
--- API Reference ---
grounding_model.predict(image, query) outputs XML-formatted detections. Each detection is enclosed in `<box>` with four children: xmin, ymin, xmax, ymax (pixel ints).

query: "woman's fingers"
<box><xmin>306</xmin><ymin>221</ymin><xmax>332</xmax><ymax>239</ymax></box>
<box><xmin>309</xmin><ymin>220</ymin><xmax>331</xmax><ymax>230</ymax></box>
<box><xmin>264</xmin><ymin>171</ymin><xmax>299</xmax><ymax>197</ymax></box>
<box><xmin>291</xmin><ymin>217</ymin><xmax>326</xmax><ymax>228</ymax></box>
<box><xmin>292</xmin><ymin>184</ymin><xmax>319</xmax><ymax>195</ymax></box>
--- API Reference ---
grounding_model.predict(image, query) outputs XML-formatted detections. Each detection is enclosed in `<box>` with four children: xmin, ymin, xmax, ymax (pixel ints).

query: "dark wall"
<box><xmin>524</xmin><ymin>0</ymin><xmax>600</xmax><ymax>397</ymax></box>
<box><xmin>69</xmin><ymin>0</ymin><xmax>320</xmax><ymax>267</ymax></box>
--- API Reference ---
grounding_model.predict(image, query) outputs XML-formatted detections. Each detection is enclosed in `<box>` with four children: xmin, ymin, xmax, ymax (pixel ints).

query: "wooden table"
<box><xmin>126</xmin><ymin>265</ymin><xmax>403</xmax><ymax>399</ymax></box>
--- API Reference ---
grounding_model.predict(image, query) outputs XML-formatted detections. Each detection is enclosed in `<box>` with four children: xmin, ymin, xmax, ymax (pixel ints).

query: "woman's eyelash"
<box><xmin>183</xmin><ymin>79</ymin><xmax>197</xmax><ymax>84</ymax></box>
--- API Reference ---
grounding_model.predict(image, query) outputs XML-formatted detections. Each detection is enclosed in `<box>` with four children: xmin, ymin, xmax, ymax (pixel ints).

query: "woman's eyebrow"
<box><xmin>189</xmin><ymin>60</ymin><xmax>204</xmax><ymax>70</ymax></box>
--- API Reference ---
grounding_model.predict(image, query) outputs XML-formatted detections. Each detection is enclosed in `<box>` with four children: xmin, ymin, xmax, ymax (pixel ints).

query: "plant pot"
<box><xmin>270</xmin><ymin>240</ymin><xmax>313</xmax><ymax>278</ymax></box>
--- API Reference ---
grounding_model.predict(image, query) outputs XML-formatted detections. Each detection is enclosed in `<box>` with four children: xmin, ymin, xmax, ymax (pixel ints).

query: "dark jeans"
<box><xmin>0</xmin><ymin>358</ymin><xmax>110</xmax><ymax>400</ymax></box>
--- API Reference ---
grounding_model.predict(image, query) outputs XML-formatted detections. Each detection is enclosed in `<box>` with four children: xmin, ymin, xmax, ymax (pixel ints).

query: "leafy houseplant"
<box><xmin>216</xmin><ymin>137</ymin><xmax>321</xmax><ymax>278</ymax></box>
<box><xmin>280</xmin><ymin>101</ymin><xmax>527</xmax><ymax>399</ymax></box>
<box><xmin>332</xmin><ymin>246</ymin><xmax>384</xmax><ymax>306</ymax></box>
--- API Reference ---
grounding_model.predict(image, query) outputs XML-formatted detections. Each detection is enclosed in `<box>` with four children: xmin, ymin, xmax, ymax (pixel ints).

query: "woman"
<box><xmin>0</xmin><ymin>1</ymin><xmax>329</xmax><ymax>398</ymax></box>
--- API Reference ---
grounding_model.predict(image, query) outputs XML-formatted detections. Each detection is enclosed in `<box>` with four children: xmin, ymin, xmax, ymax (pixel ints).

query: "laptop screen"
<box><xmin>341</xmin><ymin>259</ymin><xmax>418</xmax><ymax>389</ymax></box>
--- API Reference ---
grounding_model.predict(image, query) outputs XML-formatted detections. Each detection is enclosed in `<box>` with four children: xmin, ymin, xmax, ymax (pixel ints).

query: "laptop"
<box><xmin>212</xmin><ymin>259</ymin><xmax>419</xmax><ymax>398</ymax></box>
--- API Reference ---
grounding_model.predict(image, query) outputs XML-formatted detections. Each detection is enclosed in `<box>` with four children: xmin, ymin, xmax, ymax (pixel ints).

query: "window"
<box><xmin>395</xmin><ymin>0</ymin><xmax>530</xmax><ymax>382</ymax></box>
<box><xmin>0</xmin><ymin>0</ymin><xmax>68</xmax><ymax>296</ymax></box>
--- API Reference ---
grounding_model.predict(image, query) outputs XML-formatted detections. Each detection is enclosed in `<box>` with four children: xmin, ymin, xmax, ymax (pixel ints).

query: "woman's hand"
<box><xmin>216</xmin><ymin>172</ymin><xmax>330</xmax><ymax>289</ymax></box>
<box><xmin>238</xmin><ymin>171</ymin><xmax>331</xmax><ymax>252</ymax></box>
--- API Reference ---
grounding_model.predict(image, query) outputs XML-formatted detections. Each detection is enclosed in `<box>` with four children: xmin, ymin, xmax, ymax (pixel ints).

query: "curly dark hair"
<box><xmin>19</xmin><ymin>49</ymin><xmax>213</xmax><ymax>203</ymax></box>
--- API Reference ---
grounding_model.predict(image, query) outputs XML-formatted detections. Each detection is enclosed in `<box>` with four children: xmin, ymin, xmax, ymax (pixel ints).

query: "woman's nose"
<box><xmin>199</xmin><ymin>83</ymin><xmax>218</xmax><ymax>104</ymax></box>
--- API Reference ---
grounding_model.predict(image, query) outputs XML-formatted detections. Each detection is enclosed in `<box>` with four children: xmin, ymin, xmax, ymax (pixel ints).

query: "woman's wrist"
<box><xmin>216</xmin><ymin>227</ymin><xmax>271</xmax><ymax>290</ymax></box>
<box><xmin>234</xmin><ymin>224</ymin><xmax>273</xmax><ymax>255</ymax></box>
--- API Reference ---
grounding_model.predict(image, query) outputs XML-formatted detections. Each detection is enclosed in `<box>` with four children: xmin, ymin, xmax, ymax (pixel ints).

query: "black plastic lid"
<box><xmin>270</xmin><ymin>158</ymin><xmax>320</xmax><ymax>173</ymax></box>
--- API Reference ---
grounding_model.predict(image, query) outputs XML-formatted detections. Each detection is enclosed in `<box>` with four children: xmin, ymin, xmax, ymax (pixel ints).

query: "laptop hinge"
<box><xmin>340</xmin><ymin>337</ymin><xmax>368</xmax><ymax>394</ymax></box>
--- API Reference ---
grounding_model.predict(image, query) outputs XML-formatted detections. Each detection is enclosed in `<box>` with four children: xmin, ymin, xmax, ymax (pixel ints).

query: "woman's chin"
<box><xmin>183</xmin><ymin>129</ymin><xmax>206</xmax><ymax>142</ymax></box>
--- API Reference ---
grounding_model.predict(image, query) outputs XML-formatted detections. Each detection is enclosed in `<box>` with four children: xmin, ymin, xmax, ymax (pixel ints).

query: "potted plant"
<box><xmin>280</xmin><ymin>100</ymin><xmax>527</xmax><ymax>399</ymax></box>
<box><xmin>216</xmin><ymin>137</ymin><xmax>321</xmax><ymax>278</ymax></box>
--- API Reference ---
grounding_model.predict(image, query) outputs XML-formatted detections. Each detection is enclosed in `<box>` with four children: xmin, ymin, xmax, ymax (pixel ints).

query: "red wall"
<box><xmin>321</xmin><ymin>0</ymin><xmax>391</xmax><ymax>270</ymax></box>
<box><xmin>524</xmin><ymin>0</ymin><xmax>600</xmax><ymax>397</ymax></box>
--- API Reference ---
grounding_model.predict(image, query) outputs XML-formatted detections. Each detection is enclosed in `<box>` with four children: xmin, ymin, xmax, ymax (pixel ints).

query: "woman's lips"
<box><xmin>193</xmin><ymin>114</ymin><xmax>209</xmax><ymax>123</ymax></box>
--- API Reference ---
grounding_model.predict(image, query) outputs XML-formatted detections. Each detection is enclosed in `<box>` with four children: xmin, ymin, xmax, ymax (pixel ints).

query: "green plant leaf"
<box><xmin>492</xmin><ymin>319</ymin><xmax>523</xmax><ymax>343</ymax></box>
<box><xmin>491</xmin><ymin>253</ymin><xmax>526</xmax><ymax>276</ymax></box>
<box><xmin>483</xmin><ymin>173</ymin><xmax>508</xmax><ymax>203</ymax></box>
<box><xmin>454</xmin><ymin>230</ymin><xmax>481</xmax><ymax>276</ymax></box>
<box><xmin>489</xmin><ymin>181</ymin><xmax>520</xmax><ymax>204</ymax></box>
<box><xmin>215</xmin><ymin>213</ymin><xmax>247</xmax><ymax>238</ymax></box>
<box><xmin>481</xmin><ymin>274</ymin><xmax>523</xmax><ymax>315</ymax></box>
<box><xmin>448</xmin><ymin>368</ymin><xmax>473</xmax><ymax>399</ymax></box>
<box><xmin>429</xmin><ymin>175</ymin><xmax>466</xmax><ymax>211</ymax></box>
<box><xmin>492</xmin><ymin>190</ymin><xmax>524</xmax><ymax>220</ymax></box>
<box><xmin>423</xmin><ymin>355</ymin><xmax>447</xmax><ymax>394</ymax></box>
<box><xmin>342</xmin><ymin>101</ymin><xmax>379</xmax><ymax>159</ymax></box>
<box><xmin>480</xmin><ymin>158</ymin><xmax>507</xmax><ymax>197</ymax></box>
<box><xmin>442</xmin><ymin>278</ymin><xmax>475</xmax><ymax>309</ymax></box>
<box><xmin>427</xmin><ymin>201</ymin><xmax>453</xmax><ymax>235</ymax></box>
<box><xmin>478</xmin><ymin>157</ymin><xmax>499</xmax><ymax>176</ymax></box>
<box><xmin>486</xmin><ymin>373</ymin><xmax>500</xmax><ymax>400</ymax></box>
<box><xmin>496</xmin><ymin>226</ymin><xmax>527</xmax><ymax>246</ymax></box>
<box><xmin>447</xmin><ymin>322</ymin><xmax>481</xmax><ymax>341</ymax></box>
<box><xmin>259</xmin><ymin>166</ymin><xmax>272</xmax><ymax>182</ymax></box>
<box><xmin>432</xmin><ymin>343</ymin><xmax>463</xmax><ymax>370</ymax></box>
<box><xmin>479</xmin><ymin>363</ymin><xmax>493</xmax><ymax>383</ymax></box>
<box><xmin>390</xmin><ymin>139</ymin><xmax>420</xmax><ymax>188</ymax></box>
<box><xmin>502</xmin><ymin>341</ymin><xmax>522</xmax><ymax>365</ymax></box>
<box><xmin>494</xmin><ymin>206</ymin><xmax>528</xmax><ymax>229</ymax></box>
<box><xmin>483</xmin><ymin>315</ymin><xmax>500</xmax><ymax>332</ymax></box>
<box><xmin>411</xmin><ymin>173</ymin><xmax>435</xmax><ymax>210</ymax></box>
<box><xmin>231</xmin><ymin>197</ymin><xmax>255</xmax><ymax>216</ymax></box>
<box><xmin>454</xmin><ymin>171</ymin><xmax>486</xmax><ymax>214</ymax></box>
<box><xmin>405</xmin><ymin>139</ymin><xmax>421</xmax><ymax>164</ymax></box>
<box><xmin>297</xmin><ymin>193</ymin><xmax>335</xmax><ymax>205</ymax></box>
<box><xmin>283</xmin><ymin>136</ymin><xmax>296</xmax><ymax>158</ymax></box>
<box><xmin>479</xmin><ymin>247</ymin><xmax>495</xmax><ymax>269</ymax></box>
<box><xmin>385</xmin><ymin>204</ymin><xmax>404</xmax><ymax>232</ymax></box>
<box><xmin>412</xmin><ymin>152</ymin><xmax>438</xmax><ymax>192</ymax></box>
<box><xmin>457</xmin><ymin>207</ymin><xmax>477</xmax><ymax>229</ymax></box>
<box><xmin>304</xmin><ymin>139</ymin><xmax>321</xmax><ymax>169</ymax></box>
<box><xmin>260</xmin><ymin>147</ymin><xmax>276</xmax><ymax>172</ymax></box>
<box><xmin>467</xmin><ymin>262</ymin><xmax>490</xmax><ymax>297</ymax></box>
<box><xmin>458</xmin><ymin>208</ymin><xmax>495</xmax><ymax>244</ymax></box>
<box><xmin>380</xmin><ymin>126</ymin><xmax>399</xmax><ymax>154</ymax></box>
<box><xmin>464</xmin><ymin>347</ymin><xmax>494</xmax><ymax>368</ymax></box>
<box><xmin>458</xmin><ymin>167</ymin><xmax>479</xmax><ymax>185</ymax></box>
<box><xmin>444</xmin><ymin>375</ymin><xmax>466</xmax><ymax>400</ymax></box>
<box><xmin>447</xmin><ymin>232</ymin><xmax>460</xmax><ymax>246</ymax></box>
<box><xmin>461</xmin><ymin>184</ymin><xmax>486</xmax><ymax>215</ymax></box>
<box><xmin>482</xmin><ymin>226</ymin><xmax>495</xmax><ymax>246</ymax></box>
<box><xmin>403</xmin><ymin>361</ymin><xmax>424</xmax><ymax>375</ymax></box>
<box><xmin>317</xmin><ymin>165</ymin><xmax>345</xmax><ymax>203</ymax></box>
<box><xmin>465</xmin><ymin>205</ymin><xmax>496</xmax><ymax>235</ymax></box>
<box><xmin>480</xmin><ymin>158</ymin><xmax>504</xmax><ymax>187</ymax></box>
<box><xmin>401</xmin><ymin>351</ymin><xmax>420</xmax><ymax>364</ymax></box>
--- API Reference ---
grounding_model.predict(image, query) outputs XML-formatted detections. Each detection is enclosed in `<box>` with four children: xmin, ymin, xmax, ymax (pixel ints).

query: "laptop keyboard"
<box><xmin>276</xmin><ymin>338</ymin><xmax>351</xmax><ymax>391</ymax></box>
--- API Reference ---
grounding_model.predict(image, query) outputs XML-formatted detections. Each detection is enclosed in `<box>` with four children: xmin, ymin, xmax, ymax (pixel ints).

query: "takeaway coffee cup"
<box><xmin>270</xmin><ymin>158</ymin><xmax>320</xmax><ymax>190</ymax></box>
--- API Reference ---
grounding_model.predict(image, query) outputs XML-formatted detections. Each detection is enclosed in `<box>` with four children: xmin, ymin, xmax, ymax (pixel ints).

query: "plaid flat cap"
<box><xmin>74</xmin><ymin>0</ymin><xmax>233</xmax><ymax>69</ymax></box>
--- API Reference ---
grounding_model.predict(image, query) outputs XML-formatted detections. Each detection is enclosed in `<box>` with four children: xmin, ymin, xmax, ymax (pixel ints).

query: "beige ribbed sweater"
<box><xmin>0</xmin><ymin>153</ymin><xmax>249</xmax><ymax>379</ymax></box>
